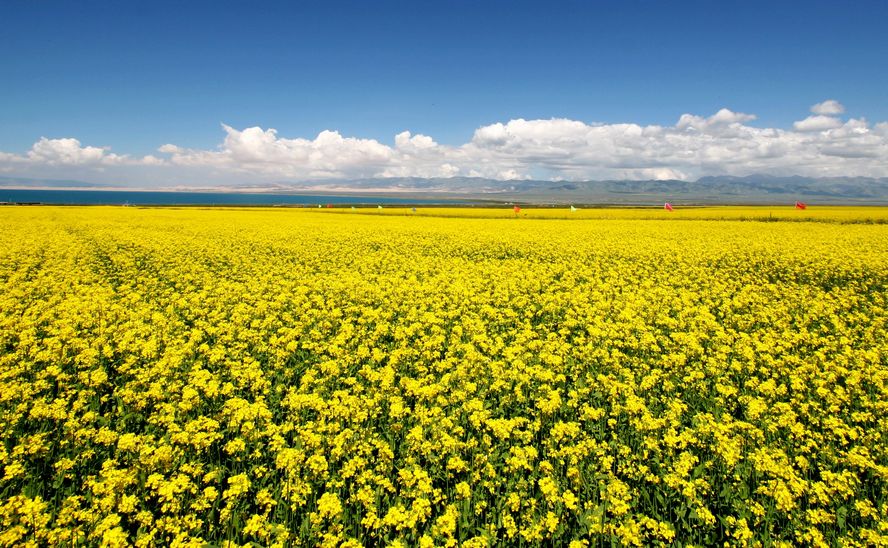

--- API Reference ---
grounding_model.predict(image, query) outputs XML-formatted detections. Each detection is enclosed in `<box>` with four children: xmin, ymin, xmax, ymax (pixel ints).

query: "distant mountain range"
<box><xmin>0</xmin><ymin>176</ymin><xmax>111</xmax><ymax>189</ymax></box>
<box><xmin>3</xmin><ymin>174</ymin><xmax>888</xmax><ymax>204</ymax></box>
<box><xmin>233</xmin><ymin>175</ymin><xmax>888</xmax><ymax>204</ymax></box>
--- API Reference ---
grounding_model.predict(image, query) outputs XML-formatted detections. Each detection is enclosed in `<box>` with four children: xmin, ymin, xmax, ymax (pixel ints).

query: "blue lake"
<box><xmin>0</xmin><ymin>189</ymin><xmax>476</xmax><ymax>206</ymax></box>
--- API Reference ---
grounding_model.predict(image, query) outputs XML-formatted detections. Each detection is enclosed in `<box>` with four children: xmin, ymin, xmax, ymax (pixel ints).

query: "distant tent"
<box><xmin>570</xmin><ymin>205</ymin><xmax>577</xmax><ymax>212</ymax></box>
<box><xmin>664</xmin><ymin>202</ymin><xmax>674</xmax><ymax>212</ymax></box>
<box><xmin>795</xmin><ymin>201</ymin><xmax>807</xmax><ymax>210</ymax></box>
<box><xmin>318</xmin><ymin>204</ymin><xmax>322</xmax><ymax>208</ymax></box>
<box><xmin>378</xmin><ymin>205</ymin><xmax>383</xmax><ymax>210</ymax></box>
<box><xmin>411</xmin><ymin>207</ymin><xmax>417</xmax><ymax>213</ymax></box>
<box><xmin>351</xmin><ymin>206</ymin><xmax>356</xmax><ymax>211</ymax></box>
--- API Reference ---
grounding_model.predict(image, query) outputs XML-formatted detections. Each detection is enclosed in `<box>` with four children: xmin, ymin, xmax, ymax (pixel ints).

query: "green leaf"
<box><xmin>837</xmin><ymin>506</ymin><xmax>848</xmax><ymax>528</ymax></box>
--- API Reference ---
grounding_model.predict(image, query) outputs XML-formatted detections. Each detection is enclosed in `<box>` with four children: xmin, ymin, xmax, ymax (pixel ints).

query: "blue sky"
<box><xmin>2</xmin><ymin>0</ymin><xmax>887</xmax><ymax>185</ymax></box>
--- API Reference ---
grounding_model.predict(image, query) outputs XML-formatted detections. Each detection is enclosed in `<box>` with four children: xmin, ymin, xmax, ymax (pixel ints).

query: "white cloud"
<box><xmin>676</xmin><ymin>108</ymin><xmax>756</xmax><ymax>133</ymax></box>
<box><xmin>793</xmin><ymin>115</ymin><xmax>843</xmax><ymax>132</ymax></box>
<box><xmin>158</xmin><ymin>144</ymin><xmax>182</xmax><ymax>154</ymax></box>
<box><xmin>161</xmin><ymin>124</ymin><xmax>393</xmax><ymax>179</ymax></box>
<box><xmin>394</xmin><ymin>131</ymin><xmax>438</xmax><ymax>150</ymax></box>
<box><xmin>140</xmin><ymin>155</ymin><xmax>165</xmax><ymax>166</ymax></box>
<box><xmin>27</xmin><ymin>138</ymin><xmax>108</xmax><ymax>165</ymax></box>
<box><xmin>0</xmin><ymin>137</ymin><xmax>161</xmax><ymax>168</ymax></box>
<box><xmin>2</xmin><ymin>101</ymin><xmax>888</xmax><ymax>184</ymax></box>
<box><xmin>811</xmin><ymin>99</ymin><xmax>845</xmax><ymax>115</ymax></box>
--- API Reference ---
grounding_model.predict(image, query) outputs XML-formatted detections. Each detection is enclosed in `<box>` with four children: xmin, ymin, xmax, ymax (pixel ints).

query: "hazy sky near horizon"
<box><xmin>2</xmin><ymin>0</ymin><xmax>888</xmax><ymax>185</ymax></box>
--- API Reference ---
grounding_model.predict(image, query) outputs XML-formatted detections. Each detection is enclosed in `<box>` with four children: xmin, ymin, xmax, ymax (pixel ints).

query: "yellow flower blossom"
<box><xmin>0</xmin><ymin>206</ymin><xmax>886</xmax><ymax>546</ymax></box>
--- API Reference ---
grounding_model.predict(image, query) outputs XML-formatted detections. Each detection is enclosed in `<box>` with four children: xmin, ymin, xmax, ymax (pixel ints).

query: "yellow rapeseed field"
<box><xmin>330</xmin><ymin>205</ymin><xmax>888</xmax><ymax>223</ymax></box>
<box><xmin>0</xmin><ymin>206</ymin><xmax>886</xmax><ymax>547</ymax></box>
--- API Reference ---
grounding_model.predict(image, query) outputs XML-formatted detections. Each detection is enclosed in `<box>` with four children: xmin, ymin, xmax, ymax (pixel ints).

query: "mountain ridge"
<box><xmin>3</xmin><ymin>175</ymin><xmax>888</xmax><ymax>204</ymax></box>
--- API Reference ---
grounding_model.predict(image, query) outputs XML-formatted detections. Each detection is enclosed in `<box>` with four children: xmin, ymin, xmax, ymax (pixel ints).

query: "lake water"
<box><xmin>0</xmin><ymin>189</ymin><xmax>474</xmax><ymax>206</ymax></box>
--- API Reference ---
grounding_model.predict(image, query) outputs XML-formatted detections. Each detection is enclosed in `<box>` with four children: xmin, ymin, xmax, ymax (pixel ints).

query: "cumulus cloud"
<box><xmin>811</xmin><ymin>99</ymin><xmax>845</xmax><ymax>115</ymax></box>
<box><xmin>152</xmin><ymin>109</ymin><xmax>887</xmax><ymax>180</ymax></box>
<box><xmin>161</xmin><ymin>125</ymin><xmax>393</xmax><ymax>179</ymax></box>
<box><xmin>793</xmin><ymin>115</ymin><xmax>844</xmax><ymax>132</ymax></box>
<box><xmin>0</xmin><ymin>137</ymin><xmax>160</xmax><ymax>168</ymax></box>
<box><xmin>676</xmin><ymin>108</ymin><xmax>757</xmax><ymax>132</ymax></box>
<box><xmin>2</xmin><ymin>100</ymin><xmax>888</xmax><ymax>183</ymax></box>
<box><xmin>28</xmin><ymin>138</ymin><xmax>110</xmax><ymax>165</ymax></box>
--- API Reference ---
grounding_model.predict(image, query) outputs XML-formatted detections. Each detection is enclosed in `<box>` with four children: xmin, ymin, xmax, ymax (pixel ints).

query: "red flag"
<box><xmin>664</xmin><ymin>202</ymin><xmax>674</xmax><ymax>212</ymax></box>
<box><xmin>513</xmin><ymin>205</ymin><xmax>521</xmax><ymax>214</ymax></box>
<box><xmin>795</xmin><ymin>201</ymin><xmax>807</xmax><ymax>210</ymax></box>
